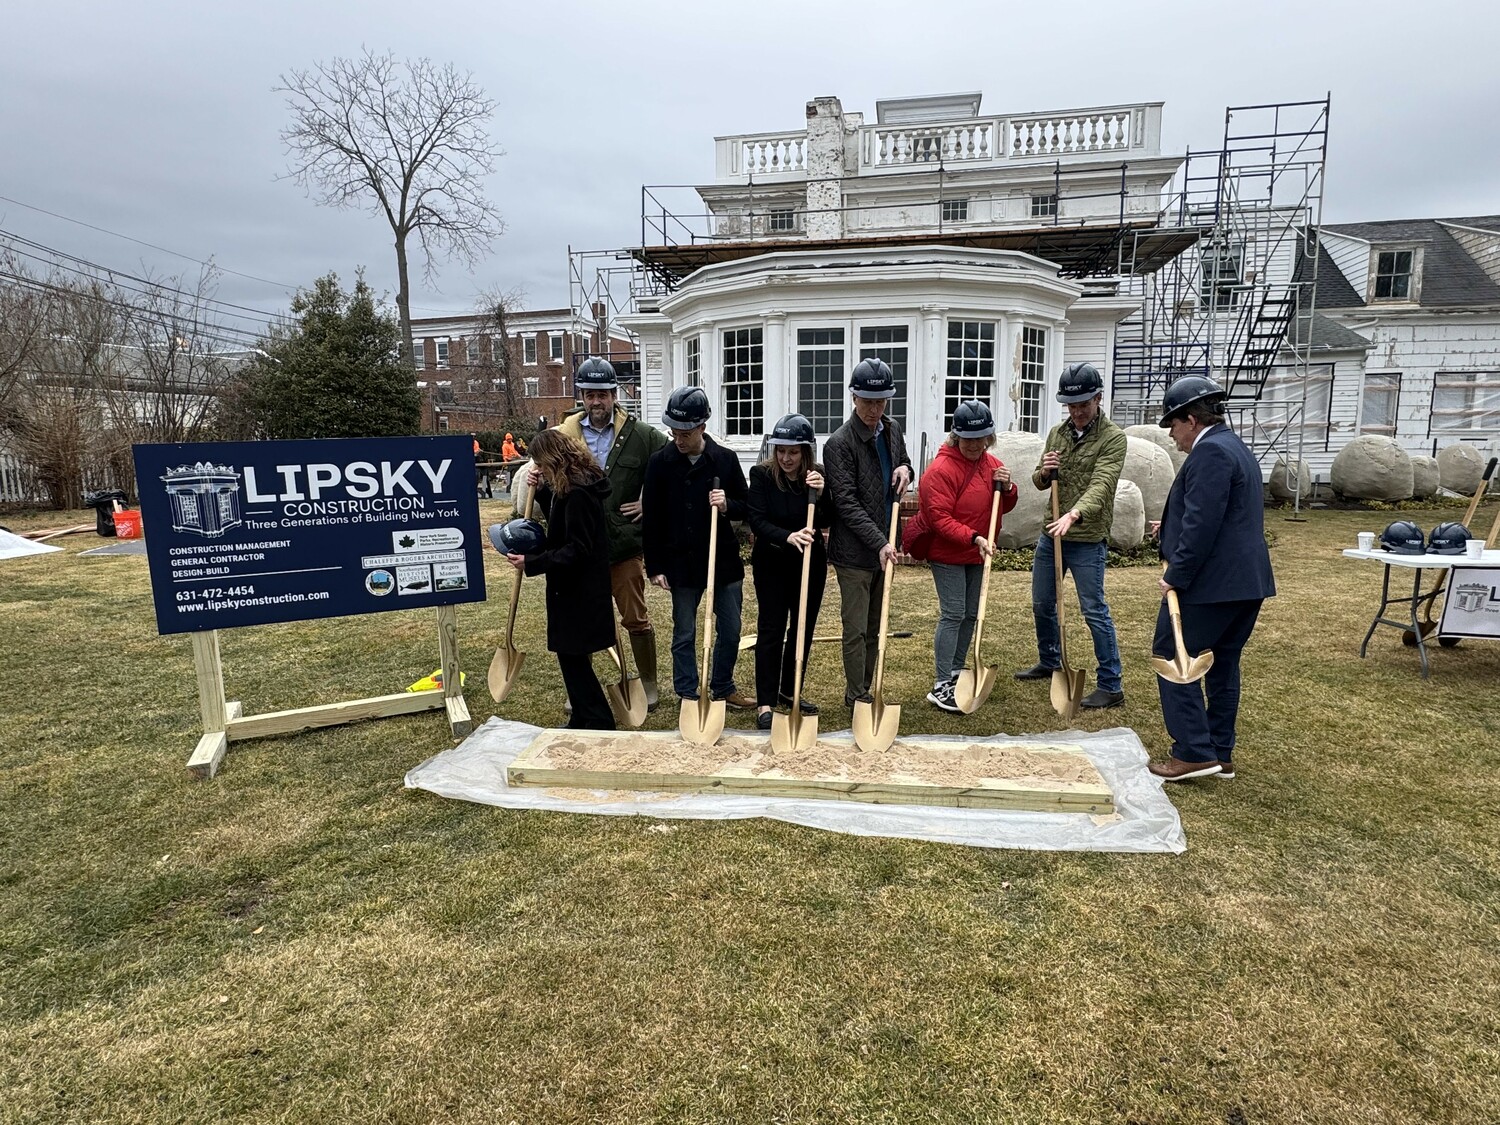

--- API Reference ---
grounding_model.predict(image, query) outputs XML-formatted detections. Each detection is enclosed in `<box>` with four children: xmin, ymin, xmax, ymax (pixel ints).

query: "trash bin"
<box><xmin>83</xmin><ymin>488</ymin><xmax>131</xmax><ymax>537</ymax></box>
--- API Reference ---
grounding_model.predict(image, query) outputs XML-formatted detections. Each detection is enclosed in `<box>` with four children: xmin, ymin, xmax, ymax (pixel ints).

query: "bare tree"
<box><xmin>455</xmin><ymin>283</ymin><xmax>531</xmax><ymax>429</ymax></box>
<box><xmin>277</xmin><ymin>50</ymin><xmax>504</xmax><ymax>358</ymax></box>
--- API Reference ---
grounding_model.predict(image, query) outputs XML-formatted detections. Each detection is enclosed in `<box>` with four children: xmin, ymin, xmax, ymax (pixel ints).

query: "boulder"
<box><xmin>1268</xmin><ymin>458</ymin><xmax>1311</xmax><ymax>501</ymax></box>
<box><xmin>1109</xmin><ymin>479</ymin><xmax>1146</xmax><ymax>551</ymax></box>
<box><xmin>1330</xmin><ymin>436</ymin><xmax>1414</xmax><ymax>501</ymax></box>
<box><xmin>1121</xmin><ymin>436</ymin><xmax>1176</xmax><ymax>521</ymax></box>
<box><xmin>1436</xmin><ymin>443</ymin><xmax>1483</xmax><ymax>495</ymax></box>
<box><xmin>1410</xmin><ymin>455</ymin><xmax>1441</xmax><ymax>499</ymax></box>
<box><xmin>990</xmin><ymin>431</ymin><xmax>1047</xmax><ymax>549</ymax></box>
<box><xmin>1124</xmin><ymin>423</ymin><xmax>1186</xmax><ymax>471</ymax></box>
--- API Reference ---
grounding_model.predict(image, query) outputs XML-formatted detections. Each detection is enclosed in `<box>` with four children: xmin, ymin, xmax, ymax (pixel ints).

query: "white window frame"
<box><xmin>466</xmin><ymin>338</ymin><xmax>479</xmax><ymax>365</ymax></box>
<box><xmin>768</xmin><ymin>207</ymin><xmax>797</xmax><ymax>233</ymax></box>
<box><xmin>1256</xmin><ymin>364</ymin><xmax>1335</xmax><ymax>450</ymax></box>
<box><xmin>1371</xmin><ymin>247</ymin><xmax>1420</xmax><ymax>303</ymax></box>
<box><xmin>857</xmin><ymin>322</ymin><xmax>913</xmax><ymax>436</ymax></box>
<box><xmin>435</xmin><ymin>339</ymin><xmax>450</xmax><ymax>369</ymax></box>
<box><xmin>941</xmin><ymin>198</ymin><xmax>969</xmax><ymax>223</ymax></box>
<box><xmin>1031</xmin><ymin>192</ymin><xmax>1058</xmax><ymax>218</ymax></box>
<box><xmin>795</xmin><ymin>326</ymin><xmax>847</xmax><ymax>436</ymax></box>
<box><xmin>1018</xmin><ymin>326</ymin><xmax>1047</xmax><ymax>435</ymax></box>
<box><xmin>412</xmin><ymin>339</ymin><xmax>427</xmax><ymax>368</ymax></box>
<box><xmin>685</xmin><ymin>336</ymin><xmax>700</xmax><ymax>388</ymax></box>
<box><xmin>1200</xmin><ymin>243</ymin><xmax>1244</xmax><ymax>311</ymax></box>
<box><xmin>721</xmin><ymin>324</ymin><xmax>764</xmax><ymax>438</ymax></box>
<box><xmin>1360</xmin><ymin>371</ymin><xmax>1402</xmax><ymax>436</ymax></box>
<box><xmin>522</xmin><ymin>336</ymin><xmax>538</xmax><ymax>366</ymax></box>
<box><xmin>944</xmin><ymin>319</ymin><xmax>998</xmax><ymax>432</ymax></box>
<box><xmin>548</xmin><ymin>334</ymin><xmax>564</xmax><ymax>363</ymax></box>
<box><xmin>1430</xmin><ymin>370</ymin><xmax>1500</xmax><ymax>435</ymax></box>
<box><xmin>524</xmin><ymin>376</ymin><xmax>540</xmax><ymax>397</ymax></box>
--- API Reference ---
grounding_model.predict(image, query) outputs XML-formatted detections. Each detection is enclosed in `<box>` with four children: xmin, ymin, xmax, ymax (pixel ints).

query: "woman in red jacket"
<box><xmin>919</xmin><ymin>400</ymin><xmax>1017</xmax><ymax>712</ymax></box>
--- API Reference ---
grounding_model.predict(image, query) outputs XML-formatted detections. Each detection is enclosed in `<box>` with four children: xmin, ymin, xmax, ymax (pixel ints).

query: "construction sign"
<box><xmin>1438</xmin><ymin>567</ymin><xmax>1500</xmax><ymax>641</ymax></box>
<box><xmin>133</xmin><ymin>436</ymin><xmax>486</xmax><ymax>635</ymax></box>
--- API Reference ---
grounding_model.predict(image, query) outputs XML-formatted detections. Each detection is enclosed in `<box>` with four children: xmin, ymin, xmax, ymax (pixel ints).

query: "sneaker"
<box><xmin>1081</xmin><ymin>688</ymin><xmax>1125</xmax><ymax>709</ymax></box>
<box><xmin>756</xmin><ymin>710</ymin><xmax>773</xmax><ymax>731</ymax></box>
<box><xmin>778</xmin><ymin>694</ymin><xmax>819</xmax><ymax>716</ymax></box>
<box><xmin>926</xmin><ymin>679</ymin><xmax>962</xmax><ymax>714</ymax></box>
<box><xmin>1216</xmin><ymin>761</ymin><xmax>1236</xmax><ymax>780</ymax></box>
<box><xmin>1013</xmin><ymin>662</ymin><xmax>1058</xmax><ymax>681</ymax></box>
<box><xmin>713</xmin><ymin>689</ymin><xmax>756</xmax><ymax>710</ymax></box>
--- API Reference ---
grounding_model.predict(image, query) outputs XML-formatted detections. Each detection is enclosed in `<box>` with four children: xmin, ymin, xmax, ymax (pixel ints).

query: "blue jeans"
<box><xmin>1030</xmin><ymin>536</ymin><xmax>1122</xmax><ymax>693</ymax></box>
<box><xmin>931</xmin><ymin>561</ymin><xmax>984</xmax><ymax>683</ymax></box>
<box><xmin>669</xmin><ymin>581</ymin><xmax>743</xmax><ymax>700</ymax></box>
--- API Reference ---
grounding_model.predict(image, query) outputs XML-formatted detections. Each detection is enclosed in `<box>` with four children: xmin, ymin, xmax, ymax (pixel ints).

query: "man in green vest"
<box><xmin>556</xmin><ymin>357</ymin><xmax>669</xmax><ymax>708</ymax></box>
<box><xmin>1014</xmin><ymin>362</ymin><xmax>1127</xmax><ymax>709</ymax></box>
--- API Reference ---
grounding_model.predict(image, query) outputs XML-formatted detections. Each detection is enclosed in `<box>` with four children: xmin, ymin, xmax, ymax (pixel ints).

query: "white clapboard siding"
<box><xmin>1320</xmin><ymin>232</ymin><xmax>1371</xmax><ymax>300</ymax></box>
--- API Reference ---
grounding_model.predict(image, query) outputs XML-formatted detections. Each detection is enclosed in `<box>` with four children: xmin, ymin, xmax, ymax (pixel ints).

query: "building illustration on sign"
<box><xmin>162</xmin><ymin>462</ymin><xmax>243</xmax><ymax>538</ymax></box>
<box><xmin>1452</xmin><ymin>581</ymin><xmax>1491</xmax><ymax>614</ymax></box>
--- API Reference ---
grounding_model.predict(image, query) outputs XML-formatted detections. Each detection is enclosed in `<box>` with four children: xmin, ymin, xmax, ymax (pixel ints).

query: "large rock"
<box><xmin>1436</xmin><ymin>443</ymin><xmax>1483</xmax><ymax>495</ymax></box>
<box><xmin>991</xmin><ymin>431</ymin><xmax>1047</xmax><ymax>549</ymax></box>
<box><xmin>1410</xmin><ymin>455</ymin><xmax>1441</xmax><ymax>499</ymax></box>
<box><xmin>1109</xmin><ymin>479</ymin><xmax>1146</xmax><ymax>551</ymax></box>
<box><xmin>1331</xmin><ymin>436</ymin><xmax>1414</xmax><ymax>501</ymax></box>
<box><xmin>1121</xmin><ymin>436</ymin><xmax>1176</xmax><ymax>522</ymax></box>
<box><xmin>1268</xmin><ymin>458</ymin><xmax>1311</xmax><ymax>501</ymax></box>
<box><xmin>1124</xmin><ymin>423</ymin><xmax>1186</xmax><ymax>471</ymax></box>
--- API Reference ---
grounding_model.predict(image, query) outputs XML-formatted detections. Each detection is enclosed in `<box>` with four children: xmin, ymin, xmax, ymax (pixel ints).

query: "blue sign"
<box><xmin>132</xmin><ymin>436</ymin><xmax>486</xmax><ymax>635</ymax></box>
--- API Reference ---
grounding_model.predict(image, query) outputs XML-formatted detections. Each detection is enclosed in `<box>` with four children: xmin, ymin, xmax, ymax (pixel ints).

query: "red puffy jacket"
<box><xmin>918</xmin><ymin>444</ymin><xmax>1018</xmax><ymax>564</ymax></box>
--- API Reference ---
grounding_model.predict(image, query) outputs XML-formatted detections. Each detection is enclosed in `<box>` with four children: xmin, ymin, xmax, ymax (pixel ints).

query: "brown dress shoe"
<box><xmin>714</xmin><ymin>689</ymin><xmax>756</xmax><ymax>710</ymax></box>
<box><xmin>1148</xmin><ymin>757</ymin><xmax>1223</xmax><ymax>782</ymax></box>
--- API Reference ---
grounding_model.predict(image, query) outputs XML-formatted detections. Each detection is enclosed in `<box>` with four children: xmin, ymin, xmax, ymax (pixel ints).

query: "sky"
<box><xmin>4</xmin><ymin>0</ymin><xmax>1497</xmax><ymax>343</ymax></box>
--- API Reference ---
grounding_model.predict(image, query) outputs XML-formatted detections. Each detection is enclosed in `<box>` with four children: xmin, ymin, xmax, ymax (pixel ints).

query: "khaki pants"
<box><xmin>610</xmin><ymin>555</ymin><xmax>651</xmax><ymax>634</ymax></box>
<box><xmin>834</xmin><ymin>564</ymin><xmax>886</xmax><ymax>698</ymax></box>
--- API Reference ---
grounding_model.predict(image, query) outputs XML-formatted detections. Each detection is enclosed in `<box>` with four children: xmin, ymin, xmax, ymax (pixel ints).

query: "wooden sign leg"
<box><xmin>187</xmin><ymin>630</ymin><xmax>240</xmax><ymax>779</ymax></box>
<box><xmin>436</xmin><ymin>606</ymin><xmax>472</xmax><ymax>738</ymax></box>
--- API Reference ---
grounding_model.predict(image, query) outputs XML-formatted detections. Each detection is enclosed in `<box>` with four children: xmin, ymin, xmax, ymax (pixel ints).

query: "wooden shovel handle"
<box><xmin>970</xmin><ymin>478</ymin><xmax>1005</xmax><ymax>666</ymax></box>
<box><xmin>868</xmin><ymin>501</ymin><xmax>901</xmax><ymax>698</ymax></box>
<box><xmin>789</xmin><ymin>488</ymin><xmax>819</xmax><ymax>713</ymax></box>
<box><xmin>503</xmin><ymin>485</ymin><xmax>538</xmax><ymax>645</ymax></box>
<box><xmin>1160</xmin><ymin>562</ymin><xmax>1192</xmax><ymax>664</ymax></box>
<box><xmin>699</xmin><ymin>477</ymin><xmax>721</xmax><ymax>698</ymax></box>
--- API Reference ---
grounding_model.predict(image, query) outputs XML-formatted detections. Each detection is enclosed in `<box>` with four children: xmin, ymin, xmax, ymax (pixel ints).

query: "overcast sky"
<box><xmin>4</xmin><ymin>0</ymin><xmax>1497</xmax><ymax>340</ymax></box>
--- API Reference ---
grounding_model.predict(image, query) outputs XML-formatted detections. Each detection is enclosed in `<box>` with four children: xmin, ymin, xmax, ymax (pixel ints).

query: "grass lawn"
<box><xmin>1</xmin><ymin>500</ymin><xmax>1497</xmax><ymax>1124</ymax></box>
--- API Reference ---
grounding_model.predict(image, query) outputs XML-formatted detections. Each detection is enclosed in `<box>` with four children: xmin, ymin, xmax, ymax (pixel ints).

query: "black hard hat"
<box><xmin>849</xmin><ymin>357</ymin><xmax>897</xmax><ymax>400</ymax></box>
<box><xmin>767</xmin><ymin>412</ymin><xmax>815</xmax><ymax>446</ymax></box>
<box><xmin>1159</xmin><ymin>374</ymin><xmax>1227</xmax><ymax>426</ymax></box>
<box><xmin>1428</xmin><ymin>521</ymin><xmax>1472</xmax><ymax>555</ymax></box>
<box><xmin>663</xmin><ymin>385</ymin><xmax>711</xmax><ymax>430</ymax></box>
<box><xmin>951</xmin><ymin>399</ymin><xmax>996</xmax><ymax>438</ymax></box>
<box><xmin>1379</xmin><ymin>520</ymin><xmax>1426</xmax><ymax>555</ymax></box>
<box><xmin>1056</xmin><ymin>362</ymin><xmax>1104</xmax><ymax>404</ymax></box>
<box><xmin>488</xmin><ymin>518</ymin><xmax>547</xmax><ymax>555</ymax></box>
<box><xmin>574</xmin><ymin>357</ymin><xmax>618</xmax><ymax>392</ymax></box>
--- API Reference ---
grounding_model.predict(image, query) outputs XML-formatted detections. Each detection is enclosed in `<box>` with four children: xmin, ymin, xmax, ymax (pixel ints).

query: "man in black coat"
<box><xmin>642</xmin><ymin>387</ymin><xmax>754</xmax><ymax>708</ymax></box>
<box><xmin>1149</xmin><ymin>376</ymin><xmax>1276</xmax><ymax>782</ymax></box>
<box><xmin>823</xmin><ymin>358</ymin><xmax>912</xmax><ymax>706</ymax></box>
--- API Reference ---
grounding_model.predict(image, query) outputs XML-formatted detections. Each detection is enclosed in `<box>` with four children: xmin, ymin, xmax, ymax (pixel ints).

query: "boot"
<box><xmin>629</xmin><ymin>629</ymin><xmax>660</xmax><ymax>712</ymax></box>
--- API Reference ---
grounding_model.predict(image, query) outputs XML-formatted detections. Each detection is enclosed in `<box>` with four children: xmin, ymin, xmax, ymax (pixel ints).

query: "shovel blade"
<box><xmin>605</xmin><ymin>677</ymin><xmax>649</xmax><ymax>729</ymax></box>
<box><xmin>769</xmin><ymin>709</ymin><xmax>819</xmax><ymax>753</ymax></box>
<box><xmin>679</xmin><ymin>696</ymin><xmax>726</xmax><ymax>747</ymax></box>
<box><xmin>1401</xmin><ymin>620</ymin><xmax>1437</xmax><ymax>646</ymax></box>
<box><xmin>952</xmin><ymin>667</ymin><xmax>997</xmax><ymax>714</ymax></box>
<box><xmin>1049</xmin><ymin>667</ymin><xmax>1086</xmax><ymax>720</ymax></box>
<box><xmin>852</xmin><ymin>699</ymin><xmax>901</xmax><ymax>753</ymax></box>
<box><xmin>1151</xmin><ymin>651</ymin><xmax>1215</xmax><ymax>685</ymax></box>
<box><xmin>487</xmin><ymin>646</ymin><xmax>525</xmax><ymax>702</ymax></box>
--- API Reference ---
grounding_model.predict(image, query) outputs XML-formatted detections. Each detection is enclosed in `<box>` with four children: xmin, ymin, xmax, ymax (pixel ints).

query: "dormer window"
<box><xmin>1373</xmin><ymin>250</ymin><xmax>1414</xmax><ymax>300</ymax></box>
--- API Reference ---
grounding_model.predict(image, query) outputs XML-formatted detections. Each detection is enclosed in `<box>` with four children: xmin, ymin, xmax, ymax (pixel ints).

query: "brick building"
<box><xmin>409</xmin><ymin>304</ymin><xmax>635</xmax><ymax>437</ymax></box>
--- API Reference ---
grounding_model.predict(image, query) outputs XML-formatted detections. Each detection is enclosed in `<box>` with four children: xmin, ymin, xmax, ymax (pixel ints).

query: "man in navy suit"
<box><xmin>1149</xmin><ymin>376</ymin><xmax>1276</xmax><ymax>782</ymax></box>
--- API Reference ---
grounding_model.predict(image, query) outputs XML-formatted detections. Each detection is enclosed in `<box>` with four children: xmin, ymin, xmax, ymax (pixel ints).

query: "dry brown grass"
<box><xmin>1</xmin><ymin>500</ymin><xmax>1497</xmax><ymax>1124</ymax></box>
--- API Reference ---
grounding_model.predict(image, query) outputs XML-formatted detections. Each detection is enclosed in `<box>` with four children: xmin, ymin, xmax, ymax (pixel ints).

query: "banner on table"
<box><xmin>1439</xmin><ymin>566</ymin><xmax>1500</xmax><ymax>640</ymax></box>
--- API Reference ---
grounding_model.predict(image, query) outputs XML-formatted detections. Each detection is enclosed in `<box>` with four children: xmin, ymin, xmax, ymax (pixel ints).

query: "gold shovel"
<box><xmin>1048</xmin><ymin>473</ymin><xmax>1087</xmax><ymax>720</ymax></box>
<box><xmin>680</xmin><ymin>476</ymin><xmax>727</xmax><ymax>747</ymax></box>
<box><xmin>1151</xmin><ymin>564</ymin><xmax>1215</xmax><ymax>685</ymax></box>
<box><xmin>603</xmin><ymin>628</ymin><xmax>648</xmax><ymax>728</ymax></box>
<box><xmin>852</xmin><ymin>502</ymin><xmax>903</xmax><ymax>753</ymax></box>
<box><xmin>771</xmin><ymin>489</ymin><xmax>820</xmax><ymax>753</ymax></box>
<box><xmin>953</xmin><ymin>478</ymin><xmax>1006</xmax><ymax>714</ymax></box>
<box><xmin>487</xmin><ymin>487</ymin><xmax>536</xmax><ymax>702</ymax></box>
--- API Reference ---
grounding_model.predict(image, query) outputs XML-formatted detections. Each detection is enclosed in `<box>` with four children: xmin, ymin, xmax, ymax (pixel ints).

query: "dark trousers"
<box><xmin>1152</xmin><ymin>598</ymin><xmax>1262</xmax><ymax>764</ymax></box>
<box><xmin>556</xmin><ymin>652</ymin><xmax>616</xmax><ymax>731</ymax></box>
<box><xmin>753</xmin><ymin>556</ymin><xmax>826</xmax><ymax>706</ymax></box>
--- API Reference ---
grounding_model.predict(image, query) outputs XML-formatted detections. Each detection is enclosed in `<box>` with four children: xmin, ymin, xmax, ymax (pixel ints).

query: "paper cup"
<box><xmin>1466</xmin><ymin>539</ymin><xmax>1485</xmax><ymax>559</ymax></box>
<box><xmin>1357</xmin><ymin>532</ymin><xmax>1375</xmax><ymax>551</ymax></box>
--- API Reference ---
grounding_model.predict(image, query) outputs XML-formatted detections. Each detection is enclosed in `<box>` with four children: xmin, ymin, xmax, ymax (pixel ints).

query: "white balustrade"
<box><xmin>1009</xmin><ymin>111</ymin><xmax>1133</xmax><ymax>157</ymax></box>
<box><xmin>870</xmin><ymin>121</ymin><xmax>995</xmax><ymax>166</ymax></box>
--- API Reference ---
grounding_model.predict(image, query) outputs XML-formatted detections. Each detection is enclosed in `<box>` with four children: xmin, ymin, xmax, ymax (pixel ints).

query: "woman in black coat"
<box><xmin>509</xmin><ymin>429</ymin><xmax>617</xmax><ymax>730</ymax></box>
<box><xmin>747</xmin><ymin>413</ymin><xmax>833</xmax><ymax>731</ymax></box>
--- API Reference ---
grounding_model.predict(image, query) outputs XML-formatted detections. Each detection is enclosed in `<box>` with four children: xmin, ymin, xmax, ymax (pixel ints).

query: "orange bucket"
<box><xmin>113</xmin><ymin>510</ymin><xmax>143</xmax><ymax>539</ymax></box>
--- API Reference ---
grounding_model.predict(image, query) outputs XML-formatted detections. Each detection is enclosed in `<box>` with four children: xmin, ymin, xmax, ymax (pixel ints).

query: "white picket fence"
<box><xmin>0</xmin><ymin>448</ymin><xmax>44</xmax><ymax>504</ymax></box>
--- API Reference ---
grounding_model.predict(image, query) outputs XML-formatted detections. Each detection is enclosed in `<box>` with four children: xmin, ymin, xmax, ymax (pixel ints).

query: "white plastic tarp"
<box><xmin>405</xmin><ymin>718</ymin><xmax>1186</xmax><ymax>853</ymax></box>
<box><xmin>0</xmin><ymin>528</ymin><xmax>62</xmax><ymax>560</ymax></box>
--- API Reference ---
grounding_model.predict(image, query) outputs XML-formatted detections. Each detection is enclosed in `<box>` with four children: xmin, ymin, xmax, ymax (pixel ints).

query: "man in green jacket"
<box><xmin>1014</xmin><ymin>362</ymin><xmax>1127</xmax><ymax>708</ymax></box>
<box><xmin>556</xmin><ymin>358</ymin><xmax>669</xmax><ymax>708</ymax></box>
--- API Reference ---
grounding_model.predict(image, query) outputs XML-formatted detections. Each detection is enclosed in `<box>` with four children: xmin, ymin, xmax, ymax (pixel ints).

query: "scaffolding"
<box><xmin>1110</xmin><ymin>98</ymin><xmax>1330</xmax><ymax>509</ymax></box>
